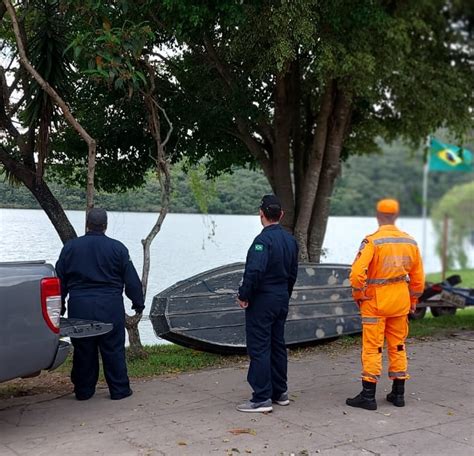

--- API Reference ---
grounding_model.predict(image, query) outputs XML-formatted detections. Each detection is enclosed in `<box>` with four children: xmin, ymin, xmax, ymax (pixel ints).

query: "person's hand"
<box><xmin>237</xmin><ymin>298</ymin><xmax>248</xmax><ymax>309</ymax></box>
<box><xmin>410</xmin><ymin>301</ymin><xmax>417</xmax><ymax>314</ymax></box>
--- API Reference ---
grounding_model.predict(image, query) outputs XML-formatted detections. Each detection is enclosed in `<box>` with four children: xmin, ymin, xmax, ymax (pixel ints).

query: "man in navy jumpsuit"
<box><xmin>236</xmin><ymin>195</ymin><xmax>299</xmax><ymax>413</ymax></box>
<box><xmin>56</xmin><ymin>208</ymin><xmax>144</xmax><ymax>400</ymax></box>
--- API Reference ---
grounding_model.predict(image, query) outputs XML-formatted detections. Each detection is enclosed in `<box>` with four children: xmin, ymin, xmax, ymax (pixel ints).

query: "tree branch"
<box><xmin>3</xmin><ymin>0</ymin><xmax>96</xmax><ymax>217</ymax></box>
<box><xmin>202</xmin><ymin>34</ymin><xmax>274</xmax><ymax>173</ymax></box>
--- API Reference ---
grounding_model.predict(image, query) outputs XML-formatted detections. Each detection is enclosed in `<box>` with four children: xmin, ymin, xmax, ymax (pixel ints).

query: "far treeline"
<box><xmin>2</xmin><ymin>142</ymin><xmax>470</xmax><ymax>217</ymax></box>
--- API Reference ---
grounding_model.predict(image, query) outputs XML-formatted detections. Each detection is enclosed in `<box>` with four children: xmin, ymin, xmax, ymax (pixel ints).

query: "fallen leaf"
<box><xmin>228</xmin><ymin>428</ymin><xmax>257</xmax><ymax>436</ymax></box>
<box><xmin>383</xmin><ymin>413</ymin><xmax>391</xmax><ymax>417</ymax></box>
<box><xmin>177</xmin><ymin>441</ymin><xmax>187</xmax><ymax>446</ymax></box>
<box><xmin>223</xmin><ymin>438</ymin><xmax>230</xmax><ymax>443</ymax></box>
<box><xmin>245</xmin><ymin>450</ymin><xmax>252</xmax><ymax>454</ymax></box>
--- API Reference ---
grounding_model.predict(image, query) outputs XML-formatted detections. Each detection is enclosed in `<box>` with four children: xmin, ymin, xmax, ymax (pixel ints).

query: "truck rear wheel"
<box><xmin>431</xmin><ymin>306</ymin><xmax>457</xmax><ymax>317</ymax></box>
<box><xmin>409</xmin><ymin>307</ymin><xmax>427</xmax><ymax>320</ymax></box>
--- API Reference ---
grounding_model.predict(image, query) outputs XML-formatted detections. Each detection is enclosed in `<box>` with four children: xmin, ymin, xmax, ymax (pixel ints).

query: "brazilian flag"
<box><xmin>429</xmin><ymin>137</ymin><xmax>473</xmax><ymax>172</ymax></box>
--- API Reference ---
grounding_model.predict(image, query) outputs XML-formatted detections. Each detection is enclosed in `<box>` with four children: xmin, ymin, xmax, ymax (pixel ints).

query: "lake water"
<box><xmin>1</xmin><ymin>208</ymin><xmax>464</xmax><ymax>345</ymax></box>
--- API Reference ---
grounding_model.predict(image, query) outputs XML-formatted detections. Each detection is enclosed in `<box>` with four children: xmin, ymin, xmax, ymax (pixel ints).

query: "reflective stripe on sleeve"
<box><xmin>352</xmin><ymin>286</ymin><xmax>366</xmax><ymax>292</ymax></box>
<box><xmin>361</xmin><ymin>317</ymin><xmax>379</xmax><ymax>324</ymax></box>
<box><xmin>409</xmin><ymin>290</ymin><xmax>423</xmax><ymax>297</ymax></box>
<box><xmin>373</xmin><ymin>237</ymin><xmax>417</xmax><ymax>246</ymax></box>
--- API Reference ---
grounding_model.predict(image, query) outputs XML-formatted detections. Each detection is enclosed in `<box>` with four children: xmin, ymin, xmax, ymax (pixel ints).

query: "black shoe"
<box><xmin>346</xmin><ymin>380</ymin><xmax>377</xmax><ymax>411</ymax></box>
<box><xmin>111</xmin><ymin>389</ymin><xmax>133</xmax><ymax>400</ymax></box>
<box><xmin>386</xmin><ymin>379</ymin><xmax>405</xmax><ymax>407</ymax></box>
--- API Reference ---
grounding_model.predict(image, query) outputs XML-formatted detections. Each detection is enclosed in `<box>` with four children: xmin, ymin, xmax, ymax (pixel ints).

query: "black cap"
<box><xmin>87</xmin><ymin>208</ymin><xmax>107</xmax><ymax>226</ymax></box>
<box><xmin>260</xmin><ymin>194</ymin><xmax>282</xmax><ymax>211</ymax></box>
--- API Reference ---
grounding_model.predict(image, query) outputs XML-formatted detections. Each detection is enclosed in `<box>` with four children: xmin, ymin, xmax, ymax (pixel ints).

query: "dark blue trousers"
<box><xmin>71</xmin><ymin>325</ymin><xmax>131</xmax><ymax>399</ymax></box>
<box><xmin>245</xmin><ymin>292</ymin><xmax>288</xmax><ymax>403</ymax></box>
<box><xmin>69</xmin><ymin>292</ymin><xmax>131</xmax><ymax>400</ymax></box>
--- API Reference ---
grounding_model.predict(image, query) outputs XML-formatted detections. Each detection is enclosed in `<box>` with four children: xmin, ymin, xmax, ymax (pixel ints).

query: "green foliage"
<box><xmin>68</xmin><ymin>19</ymin><xmax>154</xmax><ymax>92</ymax></box>
<box><xmin>156</xmin><ymin>0</ymin><xmax>474</xmax><ymax>174</ymax></box>
<box><xmin>0</xmin><ymin>164</ymin><xmax>271</xmax><ymax>214</ymax></box>
<box><xmin>432</xmin><ymin>181</ymin><xmax>474</xmax><ymax>269</ymax></box>
<box><xmin>332</xmin><ymin>141</ymin><xmax>473</xmax><ymax>216</ymax></box>
<box><xmin>426</xmin><ymin>269</ymin><xmax>474</xmax><ymax>288</ymax></box>
<box><xmin>186</xmin><ymin>162</ymin><xmax>217</xmax><ymax>213</ymax></box>
<box><xmin>21</xmin><ymin>0</ymin><xmax>73</xmax><ymax>129</ymax></box>
<box><xmin>50</xmin><ymin>82</ymin><xmax>155</xmax><ymax>191</ymax></box>
<box><xmin>409</xmin><ymin>308</ymin><xmax>474</xmax><ymax>338</ymax></box>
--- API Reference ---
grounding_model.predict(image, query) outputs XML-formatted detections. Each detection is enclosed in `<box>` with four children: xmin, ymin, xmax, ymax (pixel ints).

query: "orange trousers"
<box><xmin>360</xmin><ymin>315</ymin><xmax>410</xmax><ymax>383</ymax></box>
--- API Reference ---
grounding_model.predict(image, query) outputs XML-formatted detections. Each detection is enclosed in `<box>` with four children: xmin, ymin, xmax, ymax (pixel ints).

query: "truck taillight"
<box><xmin>40</xmin><ymin>277</ymin><xmax>61</xmax><ymax>334</ymax></box>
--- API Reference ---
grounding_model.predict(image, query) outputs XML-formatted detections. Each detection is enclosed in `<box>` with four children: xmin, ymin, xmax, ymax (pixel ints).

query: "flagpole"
<box><xmin>421</xmin><ymin>136</ymin><xmax>430</xmax><ymax>262</ymax></box>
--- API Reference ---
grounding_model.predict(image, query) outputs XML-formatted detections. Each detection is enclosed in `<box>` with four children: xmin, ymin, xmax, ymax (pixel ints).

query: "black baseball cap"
<box><xmin>260</xmin><ymin>194</ymin><xmax>282</xmax><ymax>211</ymax></box>
<box><xmin>87</xmin><ymin>208</ymin><xmax>107</xmax><ymax>226</ymax></box>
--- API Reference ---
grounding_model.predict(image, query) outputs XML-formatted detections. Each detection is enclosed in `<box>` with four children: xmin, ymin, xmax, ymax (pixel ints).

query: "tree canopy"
<box><xmin>0</xmin><ymin>0</ymin><xmax>473</xmax><ymax>256</ymax></box>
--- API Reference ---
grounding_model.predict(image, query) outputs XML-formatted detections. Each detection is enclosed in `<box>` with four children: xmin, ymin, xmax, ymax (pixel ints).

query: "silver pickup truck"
<box><xmin>0</xmin><ymin>261</ymin><xmax>112</xmax><ymax>383</ymax></box>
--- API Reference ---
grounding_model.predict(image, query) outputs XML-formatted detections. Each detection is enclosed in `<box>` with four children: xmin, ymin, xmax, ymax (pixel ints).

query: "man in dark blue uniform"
<box><xmin>56</xmin><ymin>208</ymin><xmax>144</xmax><ymax>401</ymax></box>
<box><xmin>236</xmin><ymin>195</ymin><xmax>299</xmax><ymax>413</ymax></box>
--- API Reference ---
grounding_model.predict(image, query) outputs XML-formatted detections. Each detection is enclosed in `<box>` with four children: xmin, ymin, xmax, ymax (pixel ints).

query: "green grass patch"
<box><xmin>57</xmin><ymin>344</ymin><xmax>245</xmax><ymax>380</ymax></box>
<box><xmin>126</xmin><ymin>345</ymin><xmax>244</xmax><ymax>378</ymax></box>
<box><xmin>408</xmin><ymin>307</ymin><xmax>474</xmax><ymax>339</ymax></box>
<box><xmin>426</xmin><ymin>269</ymin><xmax>474</xmax><ymax>287</ymax></box>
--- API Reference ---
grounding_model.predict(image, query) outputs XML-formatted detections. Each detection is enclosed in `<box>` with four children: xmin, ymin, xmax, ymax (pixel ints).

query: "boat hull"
<box><xmin>150</xmin><ymin>263</ymin><xmax>361</xmax><ymax>354</ymax></box>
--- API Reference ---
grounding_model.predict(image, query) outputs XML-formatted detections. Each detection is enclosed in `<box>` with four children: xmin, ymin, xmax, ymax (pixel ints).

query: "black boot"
<box><xmin>386</xmin><ymin>379</ymin><xmax>405</xmax><ymax>407</ymax></box>
<box><xmin>346</xmin><ymin>380</ymin><xmax>377</xmax><ymax>410</ymax></box>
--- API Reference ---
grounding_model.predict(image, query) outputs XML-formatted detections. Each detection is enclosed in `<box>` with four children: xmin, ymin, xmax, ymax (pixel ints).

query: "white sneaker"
<box><xmin>273</xmin><ymin>391</ymin><xmax>290</xmax><ymax>406</ymax></box>
<box><xmin>236</xmin><ymin>399</ymin><xmax>273</xmax><ymax>413</ymax></box>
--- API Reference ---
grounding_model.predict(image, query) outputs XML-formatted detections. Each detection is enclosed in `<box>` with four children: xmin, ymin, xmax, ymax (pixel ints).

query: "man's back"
<box><xmin>256</xmin><ymin>224</ymin><xmax>298</xmax><ymax>290</ymax></box>
<box><xmin>366</xmin><ymin>225</ymin><xmax>422</xmax><ymax>281</ymax></box>
<box><xmin>239</xmin><ymin>224</ymin><xmax>298</xmax><ymax>301</ymax></box>
<box><xmin>351</xmin><ymin>224</ymin><xmax>424</xmax><ymax>317</ymax></box>
<box><xmin>57</xmin><ymin>232</ymin><xmax>129</xmax><ymax>294</ymax></box>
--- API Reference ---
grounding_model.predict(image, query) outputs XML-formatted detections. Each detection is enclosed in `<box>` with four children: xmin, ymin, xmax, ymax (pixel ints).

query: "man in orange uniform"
<box><xmin>346</xmin><ymin>198</ymin><xmax>424</xmax><ymax>410</ymax></box>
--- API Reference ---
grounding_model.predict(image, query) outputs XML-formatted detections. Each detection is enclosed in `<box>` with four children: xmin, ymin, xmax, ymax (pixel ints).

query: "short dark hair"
<box><xmin>86</xmin><ymin>208</ymin><xmax>107</xmax><ymax>232</ymax></box>
<box><xmin>260</xmin><ymin>194</ymin><xmax>282</xmax><ymax>222</ymax></box>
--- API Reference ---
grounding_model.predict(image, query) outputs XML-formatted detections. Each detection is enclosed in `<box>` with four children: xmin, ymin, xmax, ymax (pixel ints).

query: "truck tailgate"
<box><xmin>60</xmin><ymin>317</ymin><xmax>113</xmax><ymax>338</ymax></box>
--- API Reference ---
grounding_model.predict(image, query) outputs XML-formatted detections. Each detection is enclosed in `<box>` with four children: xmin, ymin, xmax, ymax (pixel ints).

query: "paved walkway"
<box><xmin>0</xmin><ymin>335</ymin><xmax>473</xmax><ymax>456</ymax></box>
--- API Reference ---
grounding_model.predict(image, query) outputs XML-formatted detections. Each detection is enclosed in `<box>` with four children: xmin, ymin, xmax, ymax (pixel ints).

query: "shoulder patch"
<box><xmin>254</xmin><ymin>244</ymin><xmax>264</xmax><ymax>252</ymax></box>
<box><xmin>358</xmin><ymin>239</ymin><xmax>369</xmax><ymax>251</ymax></box>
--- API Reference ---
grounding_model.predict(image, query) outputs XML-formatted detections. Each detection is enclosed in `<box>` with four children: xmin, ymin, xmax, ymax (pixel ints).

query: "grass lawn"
<box><xmin>409</xmin><ymin>307</ymin><xmax>474</xmax><ymax>338</ymax></box>
<box><xmin>426</xmin><ymin>269</ymin><xmax>474</xmax><ymax>287</ymax></box>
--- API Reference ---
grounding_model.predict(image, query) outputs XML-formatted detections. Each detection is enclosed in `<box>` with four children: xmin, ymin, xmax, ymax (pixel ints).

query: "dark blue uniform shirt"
<box><xmin>238</xmin><ymin>224</ymin><xmax>298</xmax><ymax>302</ymax></box>
<box><xmin>56</xmin><ymin>231</ymin><xmax>144</xmax><ymax>313</ymax></box>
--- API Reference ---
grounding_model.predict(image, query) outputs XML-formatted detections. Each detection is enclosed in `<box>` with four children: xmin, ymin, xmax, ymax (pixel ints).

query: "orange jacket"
<box><xmin>350</xmin><ymin>224</ymin><xmax>425</xmax><ymax>317</ymax></box>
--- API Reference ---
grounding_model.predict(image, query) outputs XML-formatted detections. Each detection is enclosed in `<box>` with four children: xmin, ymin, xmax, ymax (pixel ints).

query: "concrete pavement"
<box><xmin>0</xmin><ymin>334</ymin><xmax>473</xmax><ymax>456</ymax></box>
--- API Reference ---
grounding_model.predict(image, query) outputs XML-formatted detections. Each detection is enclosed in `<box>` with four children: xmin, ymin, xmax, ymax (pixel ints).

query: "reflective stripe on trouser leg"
<box><xmin>385</xmin><ymin>315</ymin><xmax>410</xmax><ymax>380</ymax></box>
<box><xmin>361</xmin><ymin>316</ymin><xmax>385</xmax><ymax>383</ymax></box>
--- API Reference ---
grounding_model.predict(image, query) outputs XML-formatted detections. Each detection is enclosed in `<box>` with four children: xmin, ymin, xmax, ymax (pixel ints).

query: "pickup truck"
<box><xmin>0</xmin><ymin>261</ymin><xmax>112</xmax><ymax>383</ymax></box>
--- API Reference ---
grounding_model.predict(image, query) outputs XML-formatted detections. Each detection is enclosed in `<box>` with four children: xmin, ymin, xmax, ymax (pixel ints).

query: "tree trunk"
<box><xmin>273</xmin><ymin>69</ymin><xmax>295</xmax><ymax>231</ymax></box>
<box><xmin>293</xmin><ymin>81</ymin><xmax>334</xmax><ymax>260</ymax></box>
<box><xmin>125</xmin><ymin>313</ymin><xmax>146</xmax><ymax>359</ymax></box>
<box><xmin>0</xmin><ymin>146</ymin><xmax>77</xmax><ymax>243</ymax></box>
<box><xmin>308</xmin><ymin>89</ymin><xmax>352</xmax><ymax>262</ymax></box>
<box><xmin>125</xmin><ymin>71</ymin><xmax>173</xmax><ymax>360</ymax></box>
